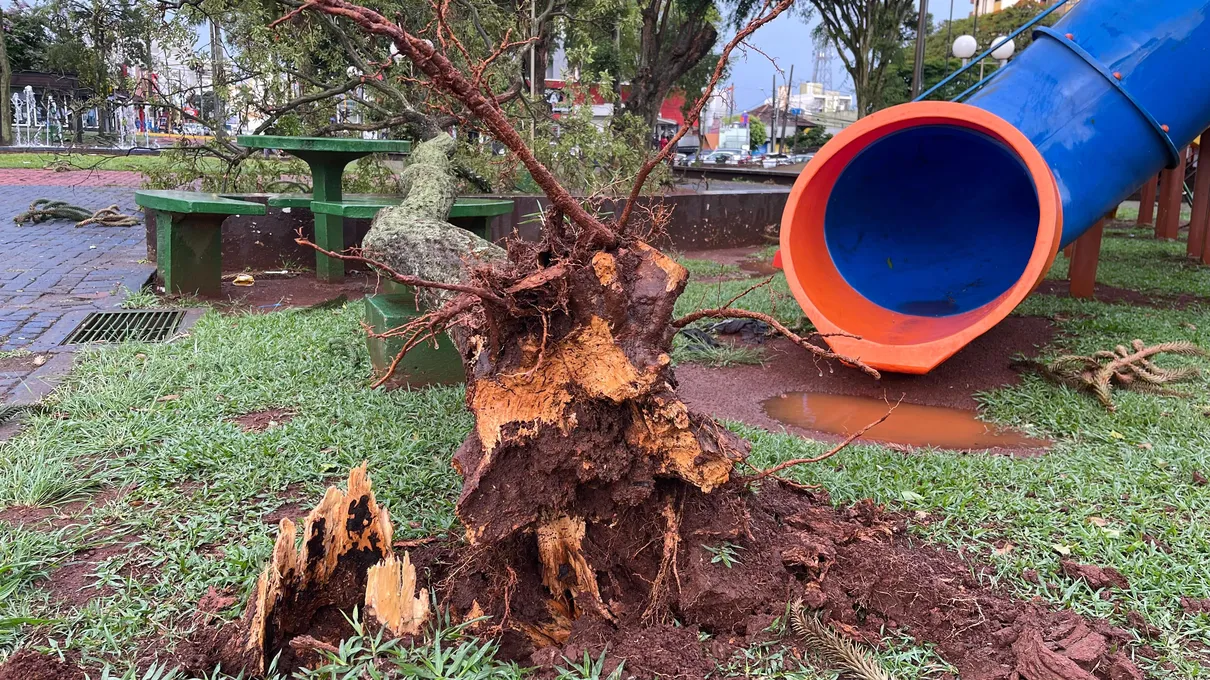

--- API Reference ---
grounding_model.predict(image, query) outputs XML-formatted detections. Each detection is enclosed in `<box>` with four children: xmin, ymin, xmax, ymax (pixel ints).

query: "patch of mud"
<box><xmin>676</xmin><ymin>317</ymin><xmax>1054</xmax><ymax>455</ymax></box>
<box><xmin>679</xmin><ymin>245</ymin><xmax>769</xmax><ymax>268</ymax></box>
<box><xmin>46</xmin><ymin>533</ymin><xmax>141</xmax><ymax>608</ymax></box>
<box><xmin>227</xmin><ymin>408</ymin><xmax>296</xmax><ymax>432</ymax></box>
<box><xmin>168</xmin><ymin>271</ymin><xmax>380</xmax><ymax>313</ymax></box>
<box><xmin>1037</xmin><ymin>280</ymin><xmax>1210</xmax><ymax>309</ymax></box>
<box><xmin>0</xmin><ymin>485</ymin><xmax>131</xmax><ymax>530</ymax></box>
<box><xmin>0</xmin><ymin>650</ymin><xmax>84</xmax><ymax>680</ymax></box>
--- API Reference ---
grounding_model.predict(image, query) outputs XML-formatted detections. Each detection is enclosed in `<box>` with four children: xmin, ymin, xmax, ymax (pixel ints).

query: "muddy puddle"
<box><xmin>761</xmin><ymin>391</ymin><xmax>1048</xmax><ymax>450</ymax></box>
<box><xmin>739</xmin><ymin>259</ymin><xmax>779</xmax><ymax>276</ymax></box>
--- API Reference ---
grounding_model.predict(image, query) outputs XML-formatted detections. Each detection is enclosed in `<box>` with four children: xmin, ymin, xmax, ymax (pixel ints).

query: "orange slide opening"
<box><xmin>780</xmin><ymin>101</ymin><xmax>1063</xmax><ymax>374</ymax></box>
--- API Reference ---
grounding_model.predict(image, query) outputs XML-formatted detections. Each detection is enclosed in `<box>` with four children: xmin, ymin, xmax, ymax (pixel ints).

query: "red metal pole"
<box><xmin>1189</xmin><ymin>139</ymin><xmax>1210</xmax><ymax>259</ymax></box>
<box><xmin>1069</xmin><ymin>219</ymin><xmax>1105</xmax><ymax>299</ymax></box>
<box><xmin>1137</xmin><ymin>174</ymin><xmax>1158</xmax><ymax>225</ymax></box>
<box><xmin>1156</xmin><ymin>147</ymin><xmax>1188</xmax><ymax>240</ymax></box>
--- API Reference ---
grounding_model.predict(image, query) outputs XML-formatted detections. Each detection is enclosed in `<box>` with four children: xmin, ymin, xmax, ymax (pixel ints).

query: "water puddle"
<box><xmin>739</xmin><ymin>260</ymin><xmax>779</xmax><ymax>276</ymax></box>
<box><xmin>761</xmin><ymin>392</ymin><xmax>1048</xmax><ymax>450</ymax></box>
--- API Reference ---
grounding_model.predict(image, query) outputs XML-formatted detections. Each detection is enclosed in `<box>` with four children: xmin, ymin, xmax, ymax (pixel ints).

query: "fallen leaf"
<box><xmin>233</xmin><ymin>273</ymin><xmax>255</xmax><ymax>287</ymax></box>
<box><xmin>156</xmin><ymin>394</ymin><xmax>180</xmax><ymax>402</ymax></box>
<box><xmin>1088</xmin><ymin>516</ymin><xmax>1108</xmax><ymax>527</ymax></box>
<box><xmin>1051</xmin><ymin>543</ymin><xmax>1072</xmax><ymax>556</ymax></box>
<box><xmin>994</xmin><ymin>542</ymin><xmax>1015</xmax><ymax>556</ymax></box>
<box><xmin>32</xmin><ymin>355</ymin><xmax>47</xmax><ymax>367</ymax></box>
<box><xmin>1137</xmin><ymin>442</ymin><xmax>1153</xmax><ymax>450</ymax></box>
<box><xmin>1109</xmin><ymin>431</ymin><xmax>1125</xmax><ymax>440</ymax></box>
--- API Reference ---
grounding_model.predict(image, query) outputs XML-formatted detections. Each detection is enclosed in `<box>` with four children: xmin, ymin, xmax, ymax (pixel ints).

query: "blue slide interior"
<box><xmin>824</xmin><ymin>125</ymin><xmax>1040</xmax><ymax>317</ymax></box>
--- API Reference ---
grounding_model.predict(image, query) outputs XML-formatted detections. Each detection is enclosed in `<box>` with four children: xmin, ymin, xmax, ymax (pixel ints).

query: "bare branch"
<box><xmin>615</xmin><ymin>0</ymin><xmax>795</xmax><ymax>232</ymax></box>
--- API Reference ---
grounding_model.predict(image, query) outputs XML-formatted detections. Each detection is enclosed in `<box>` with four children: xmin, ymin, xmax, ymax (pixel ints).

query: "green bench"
<box><xmin>302</xmin><ymin>195</ymin><xmax>514</xmax><ymax>387</ymax></box>
<box><xmin>305</xmin><ymin>195</ymin><xmax>514</xmax><ymax>240</ymax></box>
<box><xmin>135</xmin><ymin>190</ymin><xmax>267</xmax><ymax>297</ymax></box>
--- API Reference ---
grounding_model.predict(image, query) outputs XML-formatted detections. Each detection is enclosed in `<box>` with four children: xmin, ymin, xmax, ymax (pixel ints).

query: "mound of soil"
<box><xmin>227</xmin><ymin>408</ymin><xmax>296</xmax><ymax>432</ymax></box>
<box><xmin>133</xmin><ymin>482</ymin><xmax>1142</xmax><ymax>680</ymax></box>
<box><xmin>0</xmin><ymin>650</ymin><xmax>84</xmax><ymax>680</ymax></box>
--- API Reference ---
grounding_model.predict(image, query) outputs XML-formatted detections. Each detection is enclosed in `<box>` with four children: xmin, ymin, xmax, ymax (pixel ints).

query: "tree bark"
<box><xmin>0</xmin><ymin>7</ymin><xmax>11</xmax><ymax>146</ymax></box>
<box><xmin>622</xmin><ymin>0</ymin><xmax>718</xmax><ymax>128</ymax></box>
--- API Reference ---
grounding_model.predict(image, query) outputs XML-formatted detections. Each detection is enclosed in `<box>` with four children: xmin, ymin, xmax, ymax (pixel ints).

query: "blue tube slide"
<box><xmin>779</xmin><ymin>0</ymin><xmax>1210</xmax><ymax>373</ymax></box>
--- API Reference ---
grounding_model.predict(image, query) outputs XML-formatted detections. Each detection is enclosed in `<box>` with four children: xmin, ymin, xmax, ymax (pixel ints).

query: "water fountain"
<box><xmin>10</xmin><ymin>87</ymin><xmax>72</xmax><ymax>148</ymax></box>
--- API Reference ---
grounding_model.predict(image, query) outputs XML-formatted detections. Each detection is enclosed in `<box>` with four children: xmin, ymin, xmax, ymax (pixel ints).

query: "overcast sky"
<box><xmin>727</xmin><ymin>0</ymin><xmax>978</xmax><ymax>110</ymax></box>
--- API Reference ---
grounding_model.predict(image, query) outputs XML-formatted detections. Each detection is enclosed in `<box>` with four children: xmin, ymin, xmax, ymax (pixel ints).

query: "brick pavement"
<box><xmin>0</xmin><ymin>169</ymin><xmax>145</xmax><ymax>188</ymax></box>
<box><xmin>0</xmin><ymin>176</ymin><xmax>152</xmax><ymax>400</ymax></box>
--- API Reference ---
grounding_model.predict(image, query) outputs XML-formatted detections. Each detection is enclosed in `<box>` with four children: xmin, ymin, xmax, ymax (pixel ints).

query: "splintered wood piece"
<box><xmin>365</xmin><ymin>552</ymin><xmax>430</xmax><ymax>636</ymax></box>
<box><xmin>244</xmin><ymin>463</ymin><xmax>395</xmax><ymax>672</ymax></box>
<box><xmin>535</xmin><ymin>515</ymin><xmax>613</xmax><ymax>622</ymax></box>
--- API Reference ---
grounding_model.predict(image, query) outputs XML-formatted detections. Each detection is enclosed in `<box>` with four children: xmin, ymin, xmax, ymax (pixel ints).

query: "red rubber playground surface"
<box><xmin>0</xmin><ymin>169</ymin><xmax>144</xmax><ymax>187</ymax></box>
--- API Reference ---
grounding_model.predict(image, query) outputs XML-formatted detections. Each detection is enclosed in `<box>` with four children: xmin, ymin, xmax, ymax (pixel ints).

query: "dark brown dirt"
<box><xmin>227</xmin><ymin>408</ymin><xmax>296</xmax><ymax>432</ymax></box>
<box><xmin>167</xmin><ymin>271</ymin><xmax>381</xmax><ymax>312</ymax></box>
<box><xmin>46</xmin><ymin>534</ymin><xmax>140</xmax><ymax>608</ymax></box>
<box><xmin>0</xmin><ymin>485</ymin><xmax>131</xmax><ymax>529</ymax></box>
<box><xmin>0</xmin><ymin>354</ymin><xmax>39</xmax><ymax>373</ymax></box>
<box><xmin>1036</xmin><ymin>280</ymin><xmax>1210</xmax><ymax>310</ymax></box>
<box><xmin>0</xmin><ymin>650</ymin><xmax>84</xmax><ymax>680</ymax></box>
<box><xmin>161</xmin><ymin>482</ymin><xmax>1141</xmax><ymax>680</ymax></box>
<box><xmin>676</xmin><ymin>317</ymin><xmax>1054</xmax><ymax>454</ymax></box>
<box><xmin>1181</xmin><ymin>598</ymin><xmax>1210</xmax><ymax>615</ymax></box>
<box><xmin>1061</xmin><ymin>561</ymin><xmax>1130</xmax><ymax>591</ymax></box>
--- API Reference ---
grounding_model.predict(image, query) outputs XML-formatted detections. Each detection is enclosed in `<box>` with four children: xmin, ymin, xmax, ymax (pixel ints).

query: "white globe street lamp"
<box><xmin>952</xmin><ymin>34</ymin><xmax>978</xmax><ymax>66</ymax></box>
<box><xmin>991</xmin><ymin>35</ymin><xmax>1016</xmax><ymax>66</ymax></box>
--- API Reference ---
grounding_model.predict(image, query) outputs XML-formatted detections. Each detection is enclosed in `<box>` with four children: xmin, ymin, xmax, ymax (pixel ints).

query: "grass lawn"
<box><xmin>2</xmin><ymin>234</ymin><xmax>1210</xmax><ymax>678</ymax></box>
<box><xmin>0</xmin><ymin>152</ymin><xmax>217</xmax><ymax>174</ymax></box>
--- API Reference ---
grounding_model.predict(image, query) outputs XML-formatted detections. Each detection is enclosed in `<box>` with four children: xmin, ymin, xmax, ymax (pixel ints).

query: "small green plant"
<box><xmin>555</xmin><ymin>648</ymin><xmax>625</xmax><ymax>680</ymax></box>
<box><xmin>119</xmin><ymin>286</ymin><xmax>161</xmax><ymax>310</ymax></box>
<box><xmin>703</xmin><ymin>542</ymin><xmax>744</xmax><ymax>568</ymax></box>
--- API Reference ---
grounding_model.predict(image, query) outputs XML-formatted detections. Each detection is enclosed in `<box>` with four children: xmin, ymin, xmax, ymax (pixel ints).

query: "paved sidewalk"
<box><xmin>0</xmin><ymin>180</ymin><xmax>152</xmax><ymax>401</ymax></box>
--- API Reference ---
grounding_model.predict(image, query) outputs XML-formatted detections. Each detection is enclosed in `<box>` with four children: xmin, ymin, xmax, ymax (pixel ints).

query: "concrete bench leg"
<box><xmin>156</xmin><ymin>210</ymin><xmax>224</xmax><ymax>297</ymax></box>
<box><xmin>364</xmin><ymin>288</ymin><xmax>464</xmax><ymax>388</ymax></box>
<box><xmin>1069</xmin><ymin>219</ymin><xmax>1105</xmax><ymax>299</ymax></box>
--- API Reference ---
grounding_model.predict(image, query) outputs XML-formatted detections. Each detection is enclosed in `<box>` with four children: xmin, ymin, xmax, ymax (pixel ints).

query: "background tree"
<box><xmin>748</xmin><ymin>115</ymin><xmax>766</xmax><ymax>147</ymax></box>
<box><xmin>881</xmin><ymin>0</ymin><xmax>1057</xmax><ymax>108</ymax></box>
<box><xmin>803</xmin><ymin>0</ymin><xmax>916</xmax><ymax>116</ymax></box>
<box><xmin>792</xmin><ymin>125</ymin><xmax>831</xmax><ymax>151</ymax></box>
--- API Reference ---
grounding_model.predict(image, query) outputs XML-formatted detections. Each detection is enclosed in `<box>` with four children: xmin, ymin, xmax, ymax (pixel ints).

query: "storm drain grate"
<box><xmin>62</xmin><ymin>310</ymin><xmax>186</xmax><ymax>345</ymax></box>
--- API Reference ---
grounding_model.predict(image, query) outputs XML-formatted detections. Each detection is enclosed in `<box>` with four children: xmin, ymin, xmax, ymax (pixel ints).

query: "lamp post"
<box><xmin>952</xmin><ymin>35</ymin><xmax>977</xmax><ymax>67</ymax></box>
<box><xmin>911</xmin><ymin>0</ymin><xmax>930</xmax><ymax>98</ymax></box>
<box><xmin>991</xmin><ymin>35</ymin><xmax>1017</xmax><ymax>67</ymax></box>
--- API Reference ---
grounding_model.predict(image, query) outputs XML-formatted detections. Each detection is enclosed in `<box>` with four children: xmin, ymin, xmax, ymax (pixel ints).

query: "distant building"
<box><xmin>743</xmin><ymin>102</ymin><xmax>820</xmax><ymax>152</ymax></box>
<box><xmin>768</xmin><ymin>82</ymin><xmax>857</xmax><ymax>136</ymax></box>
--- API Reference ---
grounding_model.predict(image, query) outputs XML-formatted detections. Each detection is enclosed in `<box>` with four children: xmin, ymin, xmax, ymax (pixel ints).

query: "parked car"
<box><xmin>762</xmin><ymin>153</ymin><xmax>791</xmax><ymax>168</ymax></box>
<box><xmin>792</xmin><ymin>153</ymin><xmax>816</xmax><ymax>164</ymax></box>
<box><xmin>702</xmin><ymin>151</ymin><xmax>734</xmax><ymax>165</ymax></box>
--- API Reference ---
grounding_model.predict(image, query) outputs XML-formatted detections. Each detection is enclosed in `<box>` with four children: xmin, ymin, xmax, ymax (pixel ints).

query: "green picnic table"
<box><xmin>236</xmin><ymin>135</ymin><xmax>412</xmax><ymax>282</ymax></box>
<box><xmin>308</xmin><ymin>195</ymin><xmax>515</xmax><ymax>240</ymax></box>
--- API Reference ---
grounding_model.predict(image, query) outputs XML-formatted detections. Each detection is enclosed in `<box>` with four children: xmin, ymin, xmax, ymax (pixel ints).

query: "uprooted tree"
<box><xmin>221</xmin><ymin>1</ymin><xmax>1145</xmax><ymax>678</ymax></box>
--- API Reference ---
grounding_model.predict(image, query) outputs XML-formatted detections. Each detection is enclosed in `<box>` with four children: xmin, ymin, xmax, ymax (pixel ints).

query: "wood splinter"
<box><xmin>244</xmin><ymin>463</ymin><xmax>429</xmax><ymax>672</ymax></box>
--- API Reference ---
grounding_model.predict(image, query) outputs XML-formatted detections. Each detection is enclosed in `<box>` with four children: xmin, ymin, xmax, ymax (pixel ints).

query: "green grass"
<box><xmin>1046</xmin><ymin>231</ymin><xmax>1210</xmax><ymax>299</ymax></box>
<box><xmin>3</xmin><ymin>237</ymin><xmax>1210</xmax><ymax>677</ymax></box>
<box><xmin>0</xmin><ymin>152</ymin><xmax>211</xmax><ymax>174</ymax></box>
<box><xmin>674</xmin><ymin>255</ymin><xmax>742</xmax><ymax>279</ymax></box>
